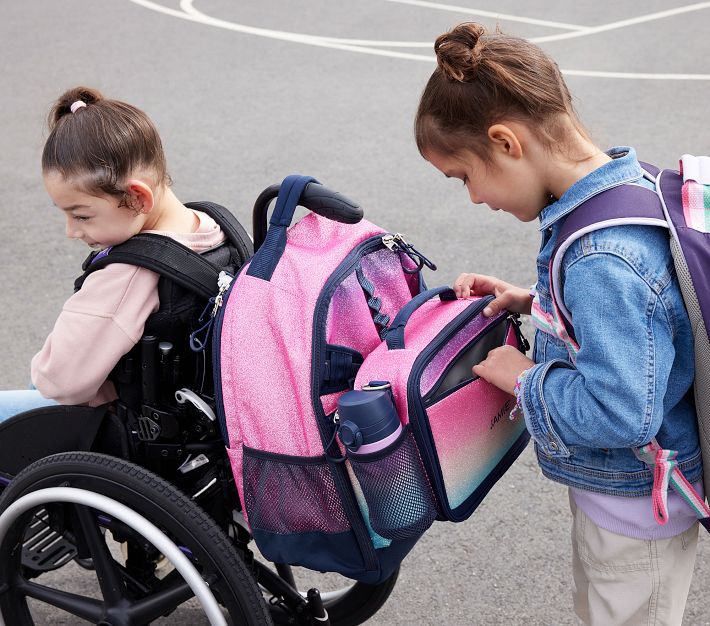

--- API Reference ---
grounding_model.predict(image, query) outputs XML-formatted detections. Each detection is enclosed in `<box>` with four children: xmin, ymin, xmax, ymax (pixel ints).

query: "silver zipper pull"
<box><xmin>382</xmin><ymin>234</ymin><xmax>397</xmax><ymax>250</ymax></box>
<box><xmin>211</xmin><ymin>271</ymin><xmax>233</xmax><ymax>317</ymax></box>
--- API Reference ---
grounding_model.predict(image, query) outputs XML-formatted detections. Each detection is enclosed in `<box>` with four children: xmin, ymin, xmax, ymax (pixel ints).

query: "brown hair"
<box><xmin>42</xmin><ymin>86</ymin><xmax>170</xmax><ymax>201</ymax></box>
<box><xmin>415</xmin><ymin>23</ymin><xmax>587</xmax><ymax>163</ymax></box>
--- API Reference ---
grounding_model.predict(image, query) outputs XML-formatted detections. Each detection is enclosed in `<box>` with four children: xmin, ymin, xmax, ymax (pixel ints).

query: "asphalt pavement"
<box><xmin>1</xmin><ymin>1</ymin><xmax>709</xmax><ymax>624</ymax></box>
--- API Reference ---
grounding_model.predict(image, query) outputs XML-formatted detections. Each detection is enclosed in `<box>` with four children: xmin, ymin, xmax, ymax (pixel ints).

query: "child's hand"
<box><xmin>453</xmin><ymin>273</ymin><xmax>533</xmax><ymax>317</ymax></box>
<box><xmin>472</xmin><ymin>345</ymin><xmax>535</xmax><ymax>395</ymax></box>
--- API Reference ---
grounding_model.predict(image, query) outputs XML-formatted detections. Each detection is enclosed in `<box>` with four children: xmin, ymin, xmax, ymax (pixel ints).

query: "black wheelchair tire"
<box><xmin>0</xmin><ymin>452</ymin><xmax>273</xmax><ymax>626</ymax></box>
<box><xmin>322</xmin><ymin>569</ymin><xmax>399</xmax><ymax>626</ymax></box>
<box><xmin>268</xmin><ymin>565</ymin><xmax>399</xmax><ymax>626</ymax></box>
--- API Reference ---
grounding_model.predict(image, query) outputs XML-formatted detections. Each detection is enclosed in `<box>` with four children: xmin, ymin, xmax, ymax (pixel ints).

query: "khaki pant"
<box><xmin>570</xmin><ymin>492</ymin><xmax>698</xmax><ymax>626</ymax></box>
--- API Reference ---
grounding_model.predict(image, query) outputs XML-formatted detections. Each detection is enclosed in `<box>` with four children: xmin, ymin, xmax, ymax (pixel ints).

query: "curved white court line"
<box><xmin>152</xmin><ymin>0</ymin><xmax>430</xmax><ymax>57</ymax></box>
<box><xmin>386</xmin><ymin>0</ymin><xmax>710</xmax><ymax>46</ymax></box>
<box><xmin>128</xmin><ymin>0</ymin><xmax>710</xmax><ymax>80</ymax></box>
<box><xmin>181</xmin><ymin>0</ymin><xmax>429</xmax><ymax>46</ymax></box>
<box><xmin>384</xmin><ymin>0</ymin><xmax>587</xmax><ymax>30</ymax></box>
<box><xmin>528</xmin><ymin>1</ymin><xmax>710</xmax><ymax>44</ymax></box>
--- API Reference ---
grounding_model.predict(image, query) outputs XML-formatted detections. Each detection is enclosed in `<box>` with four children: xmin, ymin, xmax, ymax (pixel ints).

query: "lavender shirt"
<box><xmin>571</xmin><ymin>482</ymin><xmax>703</xmax><ymax>540</ymax></box>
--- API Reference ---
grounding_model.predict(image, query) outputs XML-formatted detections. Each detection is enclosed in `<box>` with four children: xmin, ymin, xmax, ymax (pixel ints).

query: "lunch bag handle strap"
<box><xmin>385</xmin><ymin>286</ymin><xmax>459</xmax><ymax>350</ymax></box>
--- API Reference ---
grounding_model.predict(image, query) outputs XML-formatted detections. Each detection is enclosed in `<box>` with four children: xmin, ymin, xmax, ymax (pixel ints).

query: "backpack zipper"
<box><xmin>311</xmin><ymin>234</ymin><xmax>392</xmax><ymax>571</ymax></box>
<box><xmin>212</xmin><ymin>266</ymin><xmax>247</xmax><ymax>444</ymax></box>
<box><xmin>406</xmin><ymin>296</ymin><xmax>492</xmax><ymax>520</ymax></box>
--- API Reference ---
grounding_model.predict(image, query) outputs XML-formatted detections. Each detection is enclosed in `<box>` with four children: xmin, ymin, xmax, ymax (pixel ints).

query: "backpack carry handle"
<box><xmin>252</xmin><ymin>177</ymin><xmax>364</xmax><ymax>253</ymax></box>
<box><xmin>385</xmin><ymin>286</ymin><xmax>460</xmax><ymax>350</ymax></box>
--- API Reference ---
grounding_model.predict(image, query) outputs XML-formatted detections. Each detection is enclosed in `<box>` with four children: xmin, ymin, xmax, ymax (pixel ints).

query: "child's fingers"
<box><xmin>483</xmin><ymin>292</ymin><xmax>513</xmax><ymax>317</ymax></box>
<box><xmin>453</xmin><ymin>273</ymin><xmax>499</xmax><ymax>299</ymax></box>
<box><xmin>453</xmin><ymin>273</ymin><xmax>474</xmax><ymax>298</ymax></box>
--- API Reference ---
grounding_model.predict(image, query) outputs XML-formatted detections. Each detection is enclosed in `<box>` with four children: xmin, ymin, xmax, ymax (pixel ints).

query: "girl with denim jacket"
<box><xmin>416</xmin><ymin>22</ymin><xmax>701</xmax><ymax>626</ymax></box>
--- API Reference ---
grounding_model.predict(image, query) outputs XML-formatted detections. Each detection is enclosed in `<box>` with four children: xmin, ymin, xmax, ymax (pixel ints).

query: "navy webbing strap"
<box><xmin>385</xmin><ymin>286</ymin><xmax>459</xmax><ymax>350</ymax></box>
<box><xmin>246</xmin><ymin>175</ymin><xmax>317</xmax><ymax>281</ymax></box>
<box><xmin>355</xmin><ymin>265</ymin><xmax>391</xmax><ymax>339</ymax></box>
<box><xmin>74</xmin><ymin>234</ymin><xmax>220</xmax><ymax>299</ymax></box>
<box><xmin>322</xmin><ymin>345</ymin><xmax>364</xmax><ymax>394</ymax></box>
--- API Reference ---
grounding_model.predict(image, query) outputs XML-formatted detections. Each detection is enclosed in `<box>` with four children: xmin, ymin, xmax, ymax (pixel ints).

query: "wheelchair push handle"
<box><xmin>252</xmin><ymin>177</ymin><xmax>363</xmax><ymax>253</ymax></box>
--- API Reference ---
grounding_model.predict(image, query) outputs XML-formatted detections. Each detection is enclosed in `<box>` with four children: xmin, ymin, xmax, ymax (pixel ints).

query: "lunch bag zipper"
<box><xmin>407</xmin><ymin>297</ymin><xmax>503</xmax><ymax>521</ymax></box>
<box><xmin>422</xmin><ymin>314</ymin><xmax>512</xmax><ymax>407</ymax></box>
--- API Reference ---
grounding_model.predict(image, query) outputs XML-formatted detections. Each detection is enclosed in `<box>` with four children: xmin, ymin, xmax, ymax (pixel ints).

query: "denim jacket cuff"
<box><xmin>521</xmin><ymin>359</ymin><xmax>575</xmax><ymax>458</ymax></box>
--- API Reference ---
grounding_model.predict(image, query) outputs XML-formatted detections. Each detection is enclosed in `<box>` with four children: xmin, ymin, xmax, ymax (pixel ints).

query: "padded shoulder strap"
<box><xmin>185</xmin><ymin>201</ymin><xmax>253</xmax><ymax>264</ymax></box>
<box><xmin>551</xmin><ymin>181</ymin><xmax>669</xmax><ymax>341</ymax></box>
<box><xmin>74</xmin><ymin>233</ymin><xmax>220</xmax><ymax>299</ymax></box>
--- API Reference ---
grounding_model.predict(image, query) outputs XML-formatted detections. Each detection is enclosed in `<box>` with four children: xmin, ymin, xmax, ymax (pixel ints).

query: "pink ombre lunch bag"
<box><xmin>212</xmin><ymin>175</ymin><xmax>529</xmax><ymax>583</ymax></box>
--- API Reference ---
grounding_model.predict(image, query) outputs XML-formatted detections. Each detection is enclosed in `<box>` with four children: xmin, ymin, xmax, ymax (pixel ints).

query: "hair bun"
<box><xmin>48</xmin><ymin>86</ymin><xmax>104</xmax><ymax>129</ymax></box>
<box><xmin>434</xmin><ymin>22</ymin><xmax>487</xmax><ymax>82</ymax></box>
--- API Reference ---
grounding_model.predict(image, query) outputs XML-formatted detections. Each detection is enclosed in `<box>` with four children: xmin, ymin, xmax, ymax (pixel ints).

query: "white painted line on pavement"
<box><xmin>182</xmin><ymin>0</ymin><xmax>432</xmax><ymax>47</ymax></box>
<box><xmin>127</xmin><ymin>0</ymin><xmax>710</xmax><ymax>80</ymax></box>
<box><xmin>529</xmin><ymin>1</ymin><xmax>710</xmax><ymax>43</ymax></box>
<box><xmin>383</xmin><ymin>0</ymin><xmax>587</xmax><ymax>30</ymax></box>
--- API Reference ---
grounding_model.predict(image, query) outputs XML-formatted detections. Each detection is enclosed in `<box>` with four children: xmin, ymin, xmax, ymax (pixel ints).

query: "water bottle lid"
<box><xmin>362</xmin><ymin>380</ymin><xmax>391</xmax><ymax>391</ymax></box>
<box><xmin>338</xmin><ymin>420</ymin><xmax>364</xmax><ymax>450</ymax></box>
<box><xmin>337</xmin><ymin>387</ymin><xmax>400</xmax><ymax>445</ymax></box>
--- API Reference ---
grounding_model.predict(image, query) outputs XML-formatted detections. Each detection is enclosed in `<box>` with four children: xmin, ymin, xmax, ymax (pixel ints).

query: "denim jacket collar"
<box><xmin>538</xmin><ymin>147</ymin><xmax>643</xmax><ymax>231</ymax></box>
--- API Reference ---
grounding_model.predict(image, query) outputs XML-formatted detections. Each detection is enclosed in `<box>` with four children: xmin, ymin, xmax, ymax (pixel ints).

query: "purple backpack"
<box><xmin>212</xmin><ymin>175</ymin><xmax>529</xmax><ymax>582</ymax></box>
<box><xmin>549</xmin><ymin>157</ymin><xmax>710</xmax><ymax>530</ymax></box>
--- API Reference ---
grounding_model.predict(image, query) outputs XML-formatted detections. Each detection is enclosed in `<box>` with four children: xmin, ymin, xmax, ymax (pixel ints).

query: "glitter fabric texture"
<box><xmin>354</xmin><ymin>297</ymin><xmax>526</xmax><ymax>518</ymax></box>
<box><xmin>360</xmin><ymin>249</ymin><xmax>418</xmax><ymax>324</ymax></box>
<box><xmin>326</xmin><ymin>271</ymin><xmax>382</xmax><ymax>356</ymax></box>
<box><xmin>425</xmin><ymin>380</ymin><xmax>525</xmax><ymax>510</ymax></box>
<box><xmin>218</xmin><ymin>213</ymin><xmax>385</xmax><ymax>526</ymax></box>
<box><xmin>355</xmin><ymin>298</ymin><xmax>480</xmax><ymax>422</ymax></box>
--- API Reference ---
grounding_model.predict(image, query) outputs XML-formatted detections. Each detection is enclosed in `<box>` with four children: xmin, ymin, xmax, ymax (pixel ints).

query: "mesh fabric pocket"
<box><xmin>242</xmin><ymin>447</ymin><xmax>350</xmax><ymax>535</ymax></box>
<box><xmin>348</xmin><ymin>426</ymin><xmax>437</xmax><ymax>541</ymax></box>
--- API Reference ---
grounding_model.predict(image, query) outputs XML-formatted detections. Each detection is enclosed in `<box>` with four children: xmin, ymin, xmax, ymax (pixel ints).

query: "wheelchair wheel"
<box><xmin>0</xmin><ymin>452</ymin><xmax>272</xmax><ymax>626</ymax></box>
<box><xmin>266</xmin><ymin>564</ymin><xmax>399</xmax><ymax>626</ymax></box>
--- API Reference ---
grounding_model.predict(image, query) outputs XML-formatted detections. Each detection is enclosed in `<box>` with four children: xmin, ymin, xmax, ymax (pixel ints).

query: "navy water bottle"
<box><xmin>337</xmin><ymin>381</ymin><xmax>402</xmax><ymax>454</ymax></box>
<box><xmin>337</xmin><ymin>382</ymin><xmax>437</xmax><ymax>540</ymax></box>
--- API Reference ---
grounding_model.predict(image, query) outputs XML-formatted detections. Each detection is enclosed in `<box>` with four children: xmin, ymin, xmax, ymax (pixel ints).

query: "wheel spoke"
<box><xmin>16</xmin><ymin>578</ymin><xmax>104</xmax><ymax>622</ymax></box>
<box><xmin>72</xmin><ymin>504</ymin><xmax>126</xmax><ymax>605</ymax></box>
<box><xmin>127</xmin><ymin>578</ymin><xmax>195</xmax><ymax>623</ymax></box>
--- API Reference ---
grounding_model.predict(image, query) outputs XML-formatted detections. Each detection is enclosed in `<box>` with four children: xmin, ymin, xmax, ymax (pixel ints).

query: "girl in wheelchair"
<box><xmin>0</xmin><ymin>86</ymin><xmax>227</xmax><ymax>421</ymax></box>
<box><xmin>0</xmin><ymin>86</ymin><xmax>396</xmax><ymax>626</ymax></box>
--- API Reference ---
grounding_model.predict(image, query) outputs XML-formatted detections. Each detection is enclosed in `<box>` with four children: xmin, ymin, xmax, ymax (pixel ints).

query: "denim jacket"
<box><xmin>520</xmin><ymin>147</ymin><xmax>701</xmax><ymax>496</ymax></box>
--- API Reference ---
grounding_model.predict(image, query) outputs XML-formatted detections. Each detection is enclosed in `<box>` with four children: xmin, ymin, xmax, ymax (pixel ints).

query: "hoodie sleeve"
<box><xmin>31</xmin><ymin>263</ymin><xmax>160</xmax><ymax>405</ymax></box>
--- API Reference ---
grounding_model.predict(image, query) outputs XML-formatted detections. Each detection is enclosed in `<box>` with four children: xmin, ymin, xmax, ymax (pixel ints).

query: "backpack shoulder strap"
<box><xmin>74</xmin><ymin>233</ymin><xmax>220</xmax><ymax>299</ymax></box>
<box><xmin>552</xmin><ymin>167</ymin><xmax>710</xmax><ymax>532</ymax></box>
<box><xmin>185</xmin><ymin>201</ymin><xmax>253</xmax><ymax>264</ymax></box>
<box><xmin>550</xmin><ymin>177</ymin><xmax>668</xmax><ymax>341</ymax></box>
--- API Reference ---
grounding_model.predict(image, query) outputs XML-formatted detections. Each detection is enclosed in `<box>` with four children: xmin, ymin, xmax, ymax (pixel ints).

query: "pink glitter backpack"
<box><xmin>211</xmin><ymin>176</ymin><xmax>529</xmax><ymax>583</ymax></box>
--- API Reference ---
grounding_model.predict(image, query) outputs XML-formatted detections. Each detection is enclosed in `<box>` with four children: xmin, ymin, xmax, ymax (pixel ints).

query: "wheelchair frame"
<box><xmin>0</xmin><ymin>183</ymin><xmax>398</xmax><ymax>626</ymax></box>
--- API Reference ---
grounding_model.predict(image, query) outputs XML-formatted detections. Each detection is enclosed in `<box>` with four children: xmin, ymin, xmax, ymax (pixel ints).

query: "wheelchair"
<box><xmin>0</xmin><ymin>184</ymin><xmax>399</xmax><ymax>626</ymax></box>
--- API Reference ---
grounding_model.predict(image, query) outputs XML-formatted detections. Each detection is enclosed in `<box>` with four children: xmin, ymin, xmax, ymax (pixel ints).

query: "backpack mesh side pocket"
<box><xmin>348</xmin><ymin>426</ymin><xmax>437</xmax><ymax>541</ymax></box>
<box><xmin>242</xmin><ymin>447</ymin><xmax>350</xmax><ymax>535</ymax></box>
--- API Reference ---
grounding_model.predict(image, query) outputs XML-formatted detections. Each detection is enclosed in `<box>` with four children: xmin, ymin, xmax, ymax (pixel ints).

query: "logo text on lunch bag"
<box><xmin>490</xmin><ymin>399</ymin><xmax>514</xmax><ymax>430</ymax></box>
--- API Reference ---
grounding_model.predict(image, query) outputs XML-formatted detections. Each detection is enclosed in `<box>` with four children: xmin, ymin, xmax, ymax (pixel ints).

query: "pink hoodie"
<box><xmin>31</xmin><ymin>210</ymin><xmax>226</xmax><ymax>406</ymax></box>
